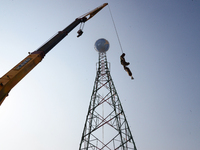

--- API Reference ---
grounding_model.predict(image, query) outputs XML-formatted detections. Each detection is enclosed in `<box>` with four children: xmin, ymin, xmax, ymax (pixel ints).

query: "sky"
<box><xmin>0</xmin><ymin>0</ymin><xmax>200</xmax><ymax>150</ymax></box>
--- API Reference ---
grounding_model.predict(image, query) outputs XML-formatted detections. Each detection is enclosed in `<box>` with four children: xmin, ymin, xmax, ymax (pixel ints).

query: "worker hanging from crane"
<box><xmin>108</xmin><ymin>4</ymin><xmax>134</xmax><ymax>80</ymax></box>
<box><xmin>120</xmin><ymin>53</ymin><xmax>134</xmax><ymax>80</ymax></box>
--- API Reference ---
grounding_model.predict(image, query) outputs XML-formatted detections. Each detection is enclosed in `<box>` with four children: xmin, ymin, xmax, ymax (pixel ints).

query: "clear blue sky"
<box><xmin>0</xmin><ymin>0</ymin><xmax>200</xmax><ymax>150</ymax></box>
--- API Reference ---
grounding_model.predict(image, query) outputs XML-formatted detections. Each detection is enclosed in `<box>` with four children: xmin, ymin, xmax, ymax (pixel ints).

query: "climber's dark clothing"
<box><xmin>120</xmin><ymin>53</ymin><xmax>130</xmax><ymax>66</ymax></box>
<box><xmin>120</xmin><ymin>53</ymin><xmax>134</xmax><ymax>80</ymax></box>
<box><xmin>124</xmin><ymin>66</ymin><xmax>134</xmax><ymax>80</ymax></box>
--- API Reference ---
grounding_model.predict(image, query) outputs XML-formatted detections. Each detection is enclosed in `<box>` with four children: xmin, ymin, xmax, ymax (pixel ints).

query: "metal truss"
<box><xmin>79</xmin><ymin>52</ymin><xmax>137</xmax><ymax>150</ymax></box>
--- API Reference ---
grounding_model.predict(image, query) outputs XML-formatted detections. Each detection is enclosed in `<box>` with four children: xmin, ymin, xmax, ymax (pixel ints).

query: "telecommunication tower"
<box><xmin>79</xmin><ymin>39</ymin><xmax>137</xmax><ymax>150</ymax></box>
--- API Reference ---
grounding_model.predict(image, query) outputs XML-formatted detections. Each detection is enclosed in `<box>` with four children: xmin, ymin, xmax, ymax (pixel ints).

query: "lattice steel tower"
<box><xmin>79</xmin><ymin>39</ymin><xmax>137</xmax><ymax>150</ymax></box>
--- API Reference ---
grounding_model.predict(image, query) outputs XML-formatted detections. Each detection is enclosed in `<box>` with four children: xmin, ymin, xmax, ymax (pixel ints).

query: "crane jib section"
<box><xmin>0</xmin><ymin>3</ymin><xmax>108</xmax><ymax>105</ymax></box>
<box><xmin>0</xmin><ymin>52</ymin><xmax>44</xmax><ymax>105</ymax></box>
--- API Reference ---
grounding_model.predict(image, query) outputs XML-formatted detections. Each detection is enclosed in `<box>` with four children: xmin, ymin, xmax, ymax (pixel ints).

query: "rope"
<box><xmin>108</xmin><ymin>4</ymin><xmax>124</xmax><ymax>54</ymax></box>
<box><xmin>79</xmin><ymin>22</ymin><xmax>85</xmax><ymax>30</ymax></box>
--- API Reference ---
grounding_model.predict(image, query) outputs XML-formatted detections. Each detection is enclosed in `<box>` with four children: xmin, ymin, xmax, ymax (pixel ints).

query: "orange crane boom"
<box><xmin>0</xmin><ymin>3</ymin><xmax>108</xmax><ymax>105</ymax></box>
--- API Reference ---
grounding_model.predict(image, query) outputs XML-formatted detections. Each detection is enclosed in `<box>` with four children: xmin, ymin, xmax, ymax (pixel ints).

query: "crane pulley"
<box><xmin>76</xmin><ymin>3</ymin><xmax>108</xmax><ymax>38</ymax></box>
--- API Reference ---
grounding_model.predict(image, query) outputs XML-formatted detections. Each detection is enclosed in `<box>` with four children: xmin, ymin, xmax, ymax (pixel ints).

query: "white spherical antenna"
<box><xmin>94</xmin><ymin>38</ymin><xmax>109</xmax><ymax>53</ymax></box>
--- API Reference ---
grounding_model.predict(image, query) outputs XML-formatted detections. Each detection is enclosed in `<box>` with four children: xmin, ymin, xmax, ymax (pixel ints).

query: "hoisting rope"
<box><xmin>79</xmin><ymin>22</ymin><xmax>85</xmax><ymax>30</ymax></box>
<box><xmin>108</xmin><ymin>4</ymin><xmax>134</xmax><ymax>80</ymax></box>
<box><xmin>108</xmin><ymin>4</ymin><xmax>124</xmax><ymax>54</ymax></box>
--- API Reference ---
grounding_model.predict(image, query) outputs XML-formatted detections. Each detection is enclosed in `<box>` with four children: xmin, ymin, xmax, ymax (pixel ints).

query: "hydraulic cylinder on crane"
<box><xmin>0</xmin><ymin>3</ymin><xmax>108</xmax><ymax>105</ymax></box>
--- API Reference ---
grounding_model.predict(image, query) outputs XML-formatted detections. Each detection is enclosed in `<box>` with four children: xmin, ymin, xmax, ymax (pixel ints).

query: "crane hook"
<box><xmin>77</xmin><ymin>22</ymin><xmax>85</xmax><ymax>37</ymax></box>
<box><xmin>77</xmin><ymin>29</ymin><xmax>83</xmax><ymax>37</ymax></box>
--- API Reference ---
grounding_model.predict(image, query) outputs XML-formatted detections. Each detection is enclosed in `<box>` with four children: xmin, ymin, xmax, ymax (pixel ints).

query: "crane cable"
<box><xmin>108</xmin><ymin>4</ymin><xmax>124</xmax><ymax>54</ymax></box>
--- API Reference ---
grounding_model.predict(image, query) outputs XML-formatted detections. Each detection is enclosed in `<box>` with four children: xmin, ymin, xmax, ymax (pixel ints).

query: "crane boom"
<box><xmin>0</xmin><ymin>3</ymin><xmax>108</xmax><ymax>105</ymax></box>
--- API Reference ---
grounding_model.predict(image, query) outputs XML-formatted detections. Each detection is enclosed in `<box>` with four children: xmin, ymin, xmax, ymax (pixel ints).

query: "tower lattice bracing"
<box><xmin>79</xmin><ymin>51</ymin><xmax>137</xmax><ymax>150</ymax></box>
